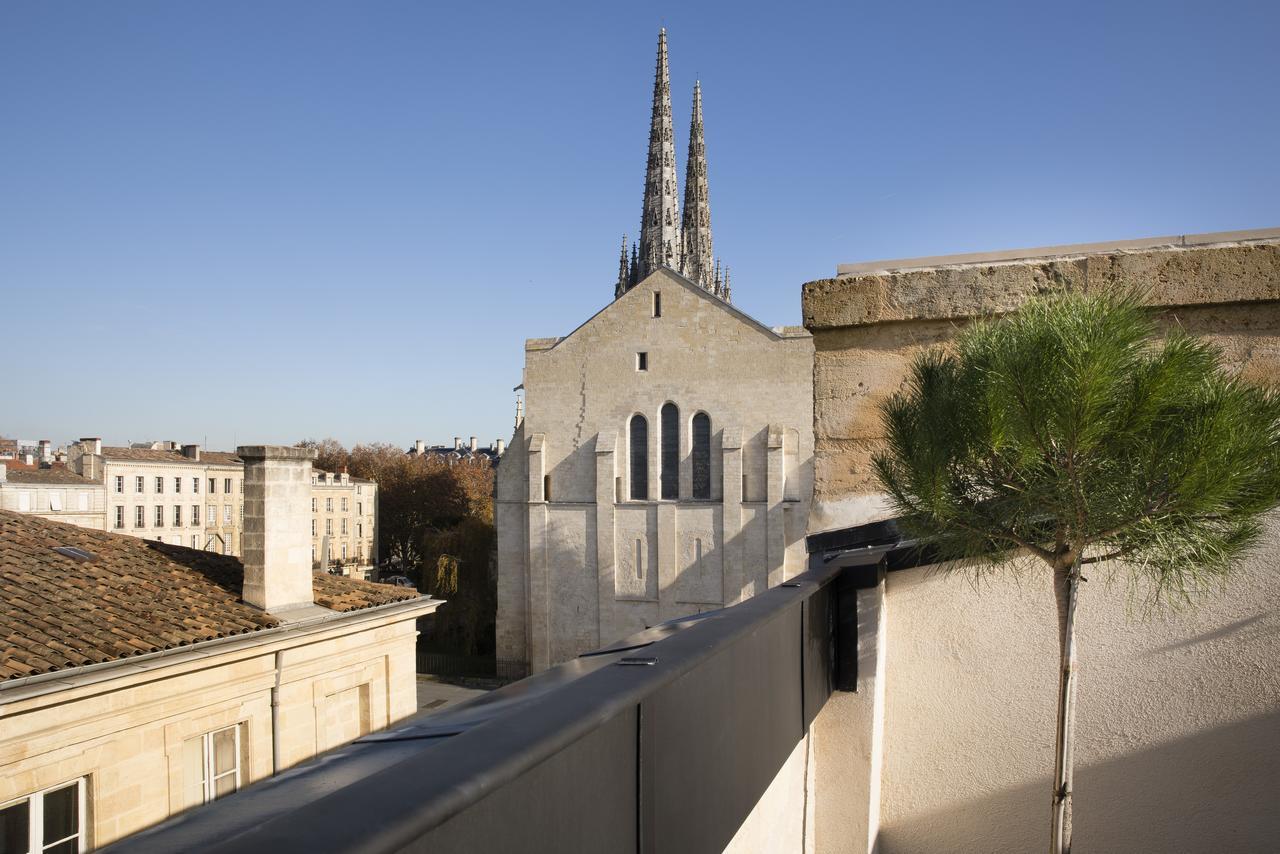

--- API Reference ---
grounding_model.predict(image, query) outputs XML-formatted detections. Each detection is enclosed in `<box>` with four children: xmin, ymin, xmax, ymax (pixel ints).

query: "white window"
<box><xmin>155</xmin><ymin>505</ymin><xmax>164</xmax><ymax>527</ymax></box>
<box><xmin>192</xmin><ymin>505</ymin><xmax>200</xmax><ymax>526</ymax></box>
<box><xmin>114</xmin><ymin>506</ymin><xmax>124</xmax><ymax>529</ymax></box>
<box><xmin>341</xmin><ymin>544</ymin><xmax>347</xmax><ymax>560</ymax></box>
<box><xmin>325</xmin><ymin>518</ymin><xmax>332</xmax><ymax>536</ymax></box>
<box><xmin>47</xmin><ymin>491</ymin><xmax>63</xmax><ymax>512</ymax></box>
<box><xmin>341</xmin><ymin>497</ymin><xmax>348</xmax><ymax>512</ymax></box>
<box><xmin>357</xmin><ymin>502</ymin><xmax>362</xmax><ymax>516</ymax></box>
<box><xmin>182</xmin><ymin>724</ymin><xmax>245</xmax><ymax>809</ymax></box>
<box><xmin>326</xmin><ymin>497</ymin><xmax>333</xmax><ymax>512</ymax></box>
<box><xmin>311</xmin><ymin>518</ymin><xmax>316</xmax><ymax>536</ymax></box>
<box><xmin>77</xmin><ymin>492</ymin><xmax>89</xmax><ymax>512</ymax></box>
<box><xmin>193</xmin><ymin>477</ymin><xmax>200</xmax><ymax>494</ymax></box>
<box><xmin>192</xmin><ymin>535</ymin><xmax>198</xmax><ymax>548</ymax></box>
<box><xmin>208</xmin><ymin>478</ymin><xmax>215</xmax><ymax>493</ymax></box>
<box><xmin>0</xmin><ymin>778</ymin><xmax>87</xmax><ymax>854</ymax></box>
<box><xmin>17</xmin><ymin>492</ymin><xmax>30</xmax><ymax>512</ymax></box>
<box><xmin>136</xmin><ymin>506</ymin><xmax>145</xmax><ymax>528</ymax></box>
<box><xmin>174</xmin><ymin>505</ymin><xmax>182</xmax><ymax>527</ymax></box>
<box><xmin>341</xmin><ymin>518</ymin><xmax>347</xmax><ymax>535</ymax></box>
<box><xmin>223</xmin><ymin>505</ymin><xmax>231</xmax><ymax>523</ymax></box>
<box><xmin>224</xmin><ymin>478</ymin><xmax>232</xmax><ymax>494</ymax></box>
<box><xmin>224</xmin><ymin>537</ymin><xmax>231</xmax><ymax>555</ymax></box>
<box><xmin>207</xmin><ymin>504</ymin><xmax>215</xmax><ymax>524</ymax></box>
<box><xmin>156</xmin><ymin>476</ymin><xmax>164</xmax><ymax>494</ymax></box>
<box><xmin>115</xmin><ymin>475</ymin><xmax>124</xmax><ymax>494</ymax></box>
<box><xmin>357</xmin><ymin>523</ymin><xmax>363</xmax><ymax>538</ymax></box>
<box><xmin>174</xmin><ymin>477</ymin><xmax>182</xmax><ymax>494</ymax></box>
<box><xmin>311</xmin><ymin>497</ymin><xmax>317</xmax><ymax>512</ymax></box>
<box><xmin>136</xmin><ymin>476</ymin><xmax>145</xmax><ymax>493</ymax></box>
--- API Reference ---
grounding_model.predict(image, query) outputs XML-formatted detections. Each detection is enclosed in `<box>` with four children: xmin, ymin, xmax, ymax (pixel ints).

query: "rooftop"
<box><xmin>0</xmin><ymin>464</ymin><xmax>98</xmax><ymax>486</ymax></box>
<box><xmin>835</xmin><ymin>226</ymin><xmax>1280</xmax><ymax>277</ymax></box>
<box><xmin>0</xmin><ymin>511</ymin><xmax>419</xmax><ymax>682</ymax></box>
<box><xmin>100</xmin><ymin>446</ymin><xmax>242</xmax><ymax>466</ymax></box>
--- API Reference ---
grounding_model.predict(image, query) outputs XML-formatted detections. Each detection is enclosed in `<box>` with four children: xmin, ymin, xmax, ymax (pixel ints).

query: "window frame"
<box><xmin>0</xmin><ymin>777</ymin><xmax>88</xmax><ymax>854</ymax></box>
<box><xmin>691</xmin><ymin>412</ymin><xmax>712</xmax><ymax>500</ymax></box>
<box><xmin>660</xmin><ymin>402</ymin><xmax>679</xmax><ymax>500</ymax></box>
<box><xmin>629</xmin><ymin>414</ymin><xmax>649</xmax><ymax>501</ymax></box>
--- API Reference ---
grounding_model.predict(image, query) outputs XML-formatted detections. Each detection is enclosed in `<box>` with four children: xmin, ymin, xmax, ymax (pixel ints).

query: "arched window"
<box><xmin>660</xmin><ymin>403</ymin><xmax>679</xmax><ymax>500</ymax></box>
<box><xmin>692</xmin><ymin>412</ymin><xmax>711</xmax><ymax>499</ymax></box>
<box><xmin>629</xmin><ymin>414</ymin><xmax>649</xmax><ymax>500</ymax></box>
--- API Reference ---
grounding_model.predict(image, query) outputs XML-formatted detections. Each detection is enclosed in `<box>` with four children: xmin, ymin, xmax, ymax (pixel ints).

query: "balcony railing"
<box><xmin>107</xmin><ymin>557</ymin><xmax>877</xmax><ymax>854</ymax></box>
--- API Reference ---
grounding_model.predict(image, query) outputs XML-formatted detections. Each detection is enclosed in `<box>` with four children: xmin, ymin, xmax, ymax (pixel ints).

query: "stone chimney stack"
<box><xmin>454</xmin><ymin>437</ymin><xmax>462</xmax><ymax>451</ymax></box>
<box><xmin>238</xmin><ymin>445</ymin><xmax>316</xmax><ymax>613</ymax></box>
<box><xmin>38</xmin><ymin>440</ymin><xmax>51</xmax><ymax>462</ymax></box>
<box><xmin>181</xmin><ymin>444</ymin><xmax>201</xmax><ymax>461</ymax></box>
<box><xmin>469</xmin><ymin>436</ymin><xmax>477</xmax><ymax>452</ymax></box>
<box><xmin>495</xmin><ymin>439</ymin><xmax>505</xmax><ymax>455</ymax></box>
<box><xmin>415</xmin><ymin>439</ymin><xmax>424</xmax><ymax>455</ymax></box>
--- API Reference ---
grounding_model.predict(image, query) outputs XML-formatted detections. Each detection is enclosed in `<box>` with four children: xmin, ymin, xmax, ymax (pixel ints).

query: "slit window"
<box><xmin>629</xmin><ymin>415</ymin><xmax>649</xmax><ymax>500</ymax></box>
<box><xmin>543</xmin><ymin>474</ymin><xmax>551</xmax><ymax>503</ymax></box>
<box><xmin>692</xmin><ymin>413</ymin><xmax>712</xmax><ymax>499</ymax></box>
<box><xmin>660</xmin><ymin>403</ymin><xmax>679</xmax><ymax>500</ymax></box>
<box><xmin>636</xmin><ymin>352</ymin><xmax>648</xmax><ymax>372</ymax></box>
<box><xmin>653</xmin><ymin>291</ymin><xmax>662</xmax><ymax>317</ymax></box>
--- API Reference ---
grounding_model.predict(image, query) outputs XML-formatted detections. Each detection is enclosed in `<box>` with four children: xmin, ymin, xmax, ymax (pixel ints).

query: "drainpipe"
<box><xmin>271</xmin><ymin>650</ymin><xmax>284</xmax><ymax>774</ymax></box>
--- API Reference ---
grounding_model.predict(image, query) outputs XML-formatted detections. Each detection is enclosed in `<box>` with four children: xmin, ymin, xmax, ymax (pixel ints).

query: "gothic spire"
<box><xmin>637</xmin><ymin>28</ymin><xmax>680</xmax><ymax>283</ymax></box>
<box><xmin>616</xmin><ymin>235</ymin><xmax>630</xmax><ymax>299</ymax></box>
<box><xmin>681</xmin><ymin>80</ymin><xmax>714</xmax><ymax>291</ymax></box>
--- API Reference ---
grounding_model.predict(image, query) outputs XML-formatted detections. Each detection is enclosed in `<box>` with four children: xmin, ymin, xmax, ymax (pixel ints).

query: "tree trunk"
<box><xmin>1050</xmin><ymin>556</ymin><xmax>1082</xmax><ymax>854</ymax></box>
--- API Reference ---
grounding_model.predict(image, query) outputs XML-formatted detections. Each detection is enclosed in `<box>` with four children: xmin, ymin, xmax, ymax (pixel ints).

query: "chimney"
<box><xmin>23</xmin><ymin>453</ymin><xmax>34</xmax><ymax>466</ymax></box>
<box><xmin>454</xmin><ymin>437</ymin><xmax>462</xmax><ymax>451</ymax></box>
<box><xmin>80</xmin><ymin>437</ymin><xmax>102</xmax><ymax>455</ymax></box>
<box><xmin>469</xmin><ymin>436</ymin><xmax>477</xmax><ymax>452</ymax></box>
<box><xmin>414</xmin><ymin>439</ymin><xmax>424</xmax><ymax>455</ymax></box>
<box><xmin>38</xmin><ymin>440</ymin><xmax>51</xmax><ymax>462</ymax></box>
<box><xmin>496</xmin><ymin>439</ymin><xmax>505</xmax><ymax>455</ymax></box>
<box><xmin>181</xmin><ymin>444</ymin><xmax>201</xmax><ymax>461</ymax></box>
<box><xmin>238</xmin><ymin>445</ymin><xmax>316</xmax><ymax>613</ymax></box>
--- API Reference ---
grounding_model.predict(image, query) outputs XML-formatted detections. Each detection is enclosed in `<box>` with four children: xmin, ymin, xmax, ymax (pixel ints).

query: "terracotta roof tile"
<box><xmin>100</xmin><ymin>447</ymin><xmax>242</xmax><ymax>466</ymax></box>
<box><xmin>0</xmin><ymin>510</ymin><xmax>419</xmax><ymax>682</ymax></box>
<box><xmin>3</xmin><ymin>467</ymin><xmax>100</xmax><ymax>485</ymax></box>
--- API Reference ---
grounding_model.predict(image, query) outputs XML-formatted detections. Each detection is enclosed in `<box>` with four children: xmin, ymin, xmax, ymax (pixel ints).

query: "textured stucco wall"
<box><xmin>879</xmin><ymin>524</ymin><xmax>1280</xmax><ymax>853</ymax></box>
<box><xmin>802</xmin><ymin>233</ymin><xmax>1280</xmax><ymax>853</ymax></box>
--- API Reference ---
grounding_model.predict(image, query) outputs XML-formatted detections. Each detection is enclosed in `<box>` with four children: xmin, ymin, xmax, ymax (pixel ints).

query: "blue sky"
<box><xmin>3</xmin><ymin>1</ymin><xmax>1277</xmax><ymax>450</ymax></box>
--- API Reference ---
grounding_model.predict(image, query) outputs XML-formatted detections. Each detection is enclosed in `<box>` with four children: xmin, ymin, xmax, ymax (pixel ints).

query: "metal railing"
<box><xmin>107</xmin><ymin>557</ymin><xmax>873</xmax><ymax>854</ymax></box>
<box><xmin>416</xmin><ymin>651</ymin><xmax>529</xmax><ymax>684</ymax></box>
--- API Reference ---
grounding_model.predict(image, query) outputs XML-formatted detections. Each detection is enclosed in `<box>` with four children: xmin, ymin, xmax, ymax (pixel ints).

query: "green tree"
<box><xmin>873</xmin><ymin>290</ymin><xmax>1280</xmax><ymax>853</ymax></box>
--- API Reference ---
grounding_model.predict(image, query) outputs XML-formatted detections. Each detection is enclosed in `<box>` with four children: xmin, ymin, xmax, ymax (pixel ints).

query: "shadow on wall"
<box><xmin>877</xmin><ymin>710</ymin><xmax>1280</xmax><ymax>854</ymax></box>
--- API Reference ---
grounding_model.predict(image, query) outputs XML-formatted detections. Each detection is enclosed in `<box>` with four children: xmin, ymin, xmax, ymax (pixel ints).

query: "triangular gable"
<box><xmin>545</xmin><ymin>267</ymin><xmax>785</xmax><ymax>351</ymax></box>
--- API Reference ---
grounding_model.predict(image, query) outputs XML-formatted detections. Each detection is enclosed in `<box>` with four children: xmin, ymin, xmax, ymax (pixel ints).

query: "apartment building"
<box><xmin>69</xmin><ymin>439</ymin><xmax>245</xmax><ymax>555</ymax></box>
<box><xmin>310</xmin><ymin>470</ymin><xmax>377</xmax><ymax>577</ymax></box>
<box><xmin>0</xmin><ymin>446</ymin><xmax>438</xmax><ymax>850</ymax></box>
<box><xmin>0</xmin><ymin>462</ymin><xmax>106</xmax><ymax>530</ymax></box>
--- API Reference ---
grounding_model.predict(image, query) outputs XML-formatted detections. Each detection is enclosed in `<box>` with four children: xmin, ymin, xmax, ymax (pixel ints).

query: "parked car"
<box><xmin>379</xmin><ymin>574</ymin><xmax>416</xmax><ymax>590</ymax></box>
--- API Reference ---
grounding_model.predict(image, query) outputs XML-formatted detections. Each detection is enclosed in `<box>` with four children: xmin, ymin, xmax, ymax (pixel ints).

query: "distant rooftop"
<box><xmin>836</xmin><ymin>227</ymin><xmax>1280</xmax><ymax>277</ymax></box>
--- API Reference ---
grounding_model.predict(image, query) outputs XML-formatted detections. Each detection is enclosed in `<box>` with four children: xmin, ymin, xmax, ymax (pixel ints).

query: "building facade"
<box><xmin>0</xmin><ymin>462</ymin><xmax>106</xmax><ymax>530</ymax></box>
<box><xmin>496</xmin><ymin>268</ymin><xmax>814</xmax><ymax>672</ymax></box>
<box><xmin>310</xmin><ymin>469</ymin><xmax>378</xmax><ymax>576</ymax></box>
<box><xmin>69</xmin><ymin>440</ymin><xmax>246</xmax><ymax>554</ymax></box>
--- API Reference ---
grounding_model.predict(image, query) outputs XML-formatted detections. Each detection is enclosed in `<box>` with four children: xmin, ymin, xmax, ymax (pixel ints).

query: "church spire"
<box><xmin>616</xmin><ymin>234</ymin><xmax>630</xmax><ymax>299</ymax></box>
<box><xmin>637</xmin><ymin>28</ymin><xmax>680</xmax><ymax>283</ymax></box>
<box><xmin>681</xmin><ymin>80</ymin><xmax>714</xmax><ymax>291</ymax></box>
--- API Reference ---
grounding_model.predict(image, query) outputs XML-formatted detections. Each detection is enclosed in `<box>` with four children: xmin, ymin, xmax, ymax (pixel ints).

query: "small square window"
<box><xmin>636</xmin><ymin>352</ymin><xmax>648</xmax><ymax>371</ymax></box>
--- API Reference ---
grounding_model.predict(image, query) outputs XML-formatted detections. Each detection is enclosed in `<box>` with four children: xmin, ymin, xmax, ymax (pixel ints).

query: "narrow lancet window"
<box><xmin>630</xmin><ymin>415</ymin><xmax>649</xmax><ymax>500</ymax></box>
<box><xmin>692</xmin><ymin>412</ymin><xmax>711</xmax><ymax>499</ymax></box>
<box><xmin>661</xmin><ymin>403</ymin><xmax>679</xmax><ymax>500</ymax></box>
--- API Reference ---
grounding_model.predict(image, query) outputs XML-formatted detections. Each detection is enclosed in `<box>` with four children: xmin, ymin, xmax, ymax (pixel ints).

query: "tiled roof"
<box><xmin>0</xmin><ymin>511</ymin><xmax>419</xmax><ymax>682</ymax></box>
<box><xmin>100</xmin><ymin>447</ymin><xmax>242</xmax><ymax>466</ymax></box>
<box><xmin>3</xmin><ymin>467</ymin><xmax>100</xmax><ymax>486</ymax></box>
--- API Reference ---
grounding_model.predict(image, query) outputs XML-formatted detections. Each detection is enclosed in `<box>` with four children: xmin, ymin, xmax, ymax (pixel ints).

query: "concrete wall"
<box><xmin>497</xmin><ymin>269</ymin><xmax>814</xmax><ymax>670</ymax></box>
<box><xmin>801</xmin><ymin>230</ymin><xmax>1280</xmax><ymax>853</ymax></box>
<box><xmin>0</xmin><ymin>606</ymin><xmax>428</xmax><ymax>849</ymax></box>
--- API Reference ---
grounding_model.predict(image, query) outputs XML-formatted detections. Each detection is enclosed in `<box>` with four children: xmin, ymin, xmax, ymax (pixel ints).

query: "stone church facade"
<box><xmin>495</xmin><ymin>32</ymin><xmax>814</xmax><ymax>671</ymax></box>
